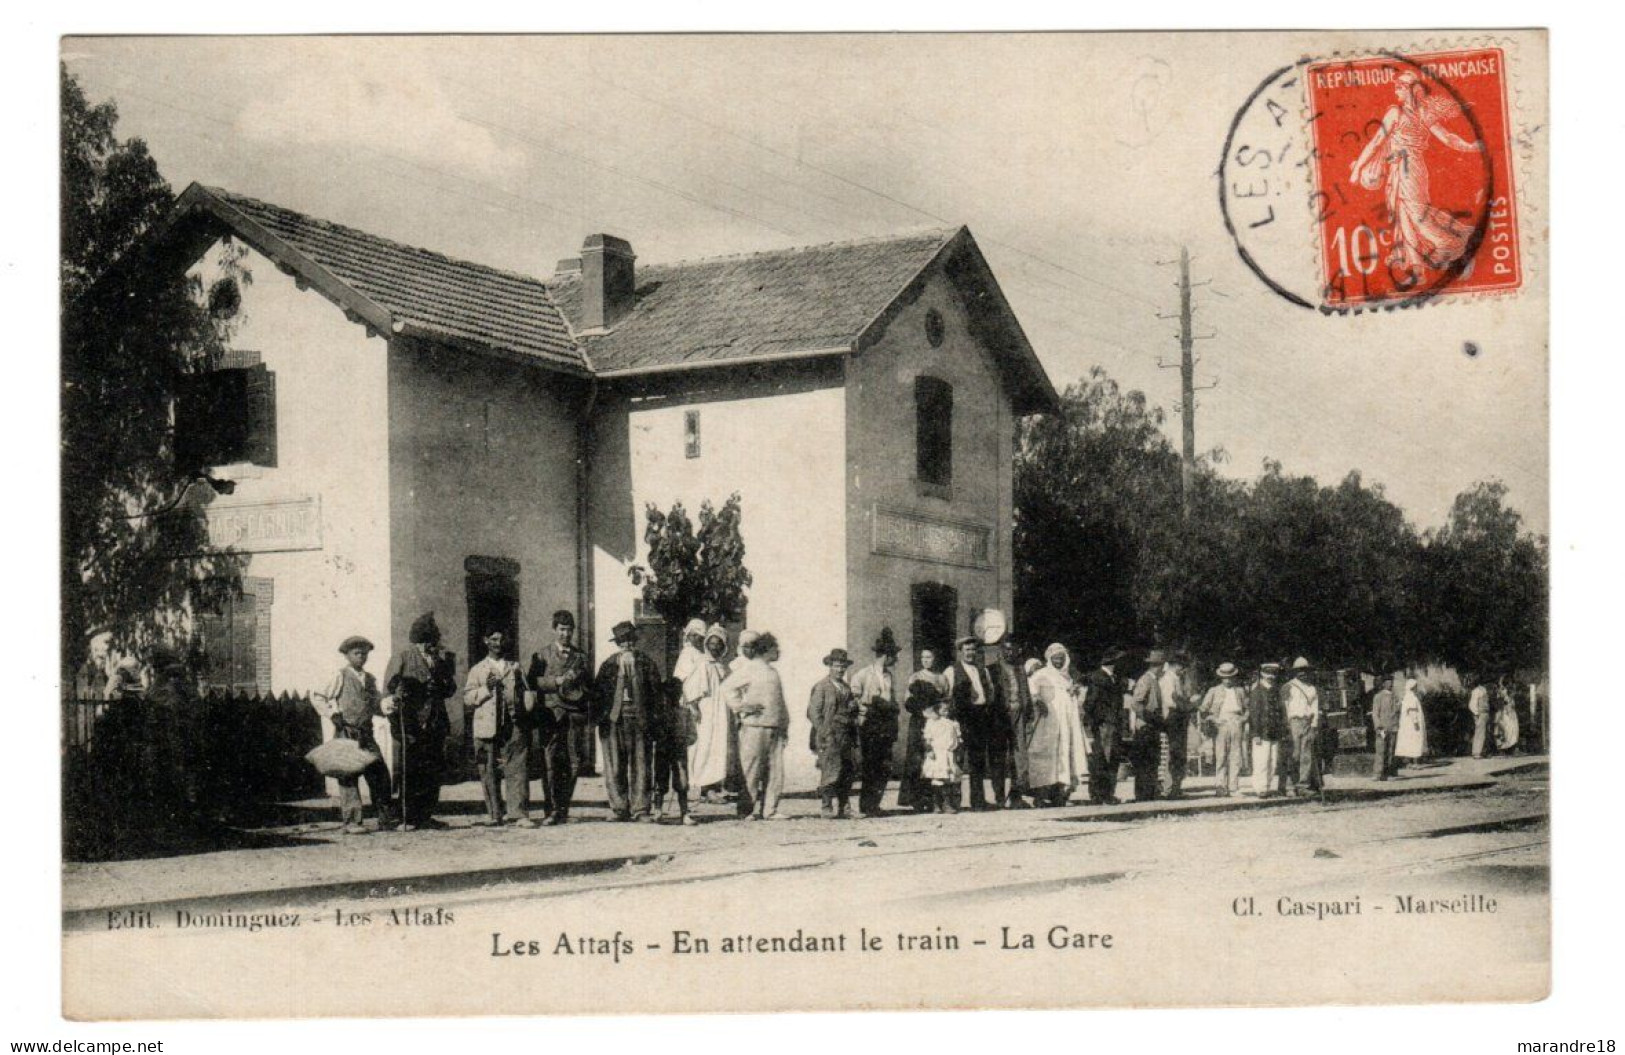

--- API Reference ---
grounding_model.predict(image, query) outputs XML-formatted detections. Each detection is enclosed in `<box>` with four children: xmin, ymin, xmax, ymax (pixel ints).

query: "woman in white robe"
<box><xmin>687</xmin><ymin>624</ymin><xmax>734</xmax><ymax>794</ymax></box>
<box><xmin>1025</xmin><ymin>643</ymin><xmax>1088</xmax><ymax>805</ymax></box>
<box><xmin>1395</xmin><ymin>678</ymin><xmax>1428</xmax><ymax>763</ymax></box>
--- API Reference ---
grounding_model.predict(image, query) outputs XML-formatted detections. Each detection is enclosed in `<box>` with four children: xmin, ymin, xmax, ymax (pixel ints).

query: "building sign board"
<box><xmin>872</xmin><ymin>505</ymin><xmax>991</xmax><ymax>569</ymax></box>
<box><xmin>205</xmin><ymin>496</ymin><xmax>323</xmax><ymax>554</ymax></box>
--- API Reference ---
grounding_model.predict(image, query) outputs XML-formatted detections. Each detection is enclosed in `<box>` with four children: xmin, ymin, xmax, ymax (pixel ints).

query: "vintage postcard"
<box><xmin>59</xmin><ymin>30</ymin><xmax>1549</xmax><ymax>1017</ymax></box>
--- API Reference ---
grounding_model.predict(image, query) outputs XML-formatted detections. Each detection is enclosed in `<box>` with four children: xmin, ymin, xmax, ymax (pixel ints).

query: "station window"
<box><xmin>684</xmin><ymin>410</ymin><xmax>701</xmax><ymax>459</ymax></box>
<box><xmin>915</xmin><ymin>376</ymin><xmax>953</xmax><ymax>493</ymax></box>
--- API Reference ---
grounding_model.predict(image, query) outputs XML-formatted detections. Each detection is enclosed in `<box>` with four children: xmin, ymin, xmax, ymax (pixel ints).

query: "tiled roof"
<box><xmin>202</xmin><ymin>187</ymin><xmax>584</xmax><ymax>372</ymax></box>
<box><xmin>547</xmin><ymin>229</ymin><xmax>958</xmax><ymax>374</ymax></box>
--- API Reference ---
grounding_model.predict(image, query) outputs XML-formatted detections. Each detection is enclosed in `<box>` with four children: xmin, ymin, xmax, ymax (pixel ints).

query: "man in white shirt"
<box><xmin>1467</xmin><ymin>677</ymin><xmax>1491</xmax><ymax>758</ymax></box>
<box><xmin>1282</xmin><ymin>657</ymin><xmax>1322</xmax><ymax>796</ymax></box>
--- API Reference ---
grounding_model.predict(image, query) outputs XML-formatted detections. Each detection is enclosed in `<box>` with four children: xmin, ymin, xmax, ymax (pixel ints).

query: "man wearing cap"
<box><xmin>721</xmin><ymin>631</ymin><xmax>790</xmax><ymax>820</ymax></box>
<box><xmin>1200</xmin><ymin>663</ymin><xmax>1250</xmax><ymax>796</ymax></box>
<box><xmin>1370</xmin><ymin>675</ymin><xmax>1400</xmax><ymax>781</ymax></box>
<box><xmin>849</xmin><ymin>629</ymin><xmax>901</xmax><ymax>818</ymax></box>
<box><xmin>1282</xmin><ymin>657</ymin><xmax>1322</xmax><ymax>795</ymax></box>
<box><xmin>988</xmin><ymin>636</ymin><xmax>1036</xmax><ymax>809</ymax></box>
<box><xmin>947</xmin><ymin>636</ymin><xmax>1006</xmax><ymax>810</ymax></box>
<box><xmin>1247</xmin><ymin>662</ymin><xmax>1288</xmax><ymax>796</ymax></box>
<box><xmin>1082</xmin><ymin>649</ymin><xmax>1126</xmax><ymax>805</ymax></box>
<box><xmin>382</xmin><ymin>614</ymin><xmax>456</xmax><ymax>830</ymax></box>
<box><xmin>593</xmin><ymin>620</ymin><xmax>664</xmax><ymax>822</ymax></box>
<box><xmin>1158</xmin><ymin>652</ymin><xmax>1195</xmax><ymax>799</ymax></box>
<box><xmin>1128</xmin><ymin>649</ymin><xmax>1168</xmax><ymax>802</ymax></box>
<box><xmin>527</xmin><ymin>610</ymin><xmax>591</xmax><ymax>825</ymax></box>
<box><xmin>807</xmin><ymin>648</ymin><xmax>859</xmax><ymax>818</ymax></box>
<box><xmin>465</xmin><ymin>630</ymin><xmax>535</xmax><ymax>827</ymax></box>
<box><xmin>314</xmin><ymin>636</ymin><xmax>399</xmax><ymax>834</ymax></box>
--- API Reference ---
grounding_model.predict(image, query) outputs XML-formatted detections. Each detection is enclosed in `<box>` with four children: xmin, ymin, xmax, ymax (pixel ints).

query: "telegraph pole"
<box><xmin>1157</xmin><ymin>245</ymin><xmax>1218</xmax><ymax>518</ymax></box>
<box><xmin>1177</xmin><ymin>246</ymin><xmax>1196</xmax><ymax>508</ymax></box>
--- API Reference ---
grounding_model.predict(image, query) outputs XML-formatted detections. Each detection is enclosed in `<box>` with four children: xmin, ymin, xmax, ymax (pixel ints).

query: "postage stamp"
<box><xmin>1220</xmin><ymin>43</ymin><xmax>1525</xmax><ymax>313</ymax></box>
<box><xmin>1305</xmin><ymin>48</ymin><xmax>1520</xmax><ymax>307</ymax></box>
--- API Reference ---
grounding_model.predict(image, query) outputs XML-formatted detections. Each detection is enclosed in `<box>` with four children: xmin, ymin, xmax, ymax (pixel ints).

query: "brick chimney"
<box><xmin>579</xmin><ymin>234</ymin><xmax>635</xmax><ymax>332</ymax></box>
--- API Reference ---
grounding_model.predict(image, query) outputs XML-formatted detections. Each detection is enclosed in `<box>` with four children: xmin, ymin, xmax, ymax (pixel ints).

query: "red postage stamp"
<box><xmin>1306</xmin><ymin>47</ymin><xmax>1520</xmax><ymax>307</ymax></box>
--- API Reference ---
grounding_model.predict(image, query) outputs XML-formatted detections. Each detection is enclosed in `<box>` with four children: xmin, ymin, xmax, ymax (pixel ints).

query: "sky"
<box><xmin>62</xmin><ymin>31</ymin><xmax>1549</xmax><ymax>534</ymax></box>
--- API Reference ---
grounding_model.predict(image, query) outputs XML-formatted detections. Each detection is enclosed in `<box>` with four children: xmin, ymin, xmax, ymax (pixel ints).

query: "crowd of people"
<box><xmin>304</xmin><ymin>608</ymin><xmax>1459</xmax><ymax>835</ymax></box>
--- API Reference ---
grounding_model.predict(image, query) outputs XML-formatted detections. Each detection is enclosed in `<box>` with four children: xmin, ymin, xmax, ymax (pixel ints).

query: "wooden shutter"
<box><xmin>244</xmin><ymin>364</ymin><xmax>278</xmax><ymax>467</ymax></box>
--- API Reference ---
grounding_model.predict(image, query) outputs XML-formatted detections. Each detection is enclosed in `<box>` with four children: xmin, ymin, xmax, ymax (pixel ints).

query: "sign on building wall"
<box><xmin>871</xmin><ymin>505</ymin><xmax>991</xmax><ymax>569</ymax></box>
<box><xmin>205</xmin><ymin>496</ymin><xmax>324</xmax><ymax>554</ymax></box>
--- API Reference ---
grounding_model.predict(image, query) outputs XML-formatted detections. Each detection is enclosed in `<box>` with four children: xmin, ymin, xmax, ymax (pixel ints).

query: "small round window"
<box><xmin>924</xmin><ymin>308</ymin><xmax>945</xmax><ymax>348</ymax></box>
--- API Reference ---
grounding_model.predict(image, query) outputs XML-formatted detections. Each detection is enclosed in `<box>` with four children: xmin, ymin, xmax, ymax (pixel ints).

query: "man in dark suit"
<box><xmin>948</xmin><ymin>635</ymin><xmax>1006</xmax><ymax>810</ymax></box>
<box><xmin>987</xmin><ymin>636</ymin><xmax>1035</xmax><ymax>808</ymax></box>
<box><xmin>527</xmin><ymin>609</ymin><xmax>591</xmax><ymax>825</ymax></box>
<box><xmin>1128</xmin><ymin>649</ymin><xmax>1168</xmax><ymax>802</ymax></box>
<box><xmin>592</xmin><ymin>620</ymin><xmax>664</xmax><ymax>822</ymax></box>
<box><xmin>1082</xmin><ymin>649</ymin><xmax>1126</xmax><ymax>805</ymax></box>
<box><xmin>382</xmin><ymin>613</ymin><xmax>456</xmax><ymax>830</ymax></box>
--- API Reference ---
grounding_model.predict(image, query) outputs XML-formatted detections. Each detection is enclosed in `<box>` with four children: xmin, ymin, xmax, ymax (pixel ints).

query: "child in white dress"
<box><xmin>921</xmin><ymin>701</ymin><xmax>963</xmax><ymax>815</ymax></box>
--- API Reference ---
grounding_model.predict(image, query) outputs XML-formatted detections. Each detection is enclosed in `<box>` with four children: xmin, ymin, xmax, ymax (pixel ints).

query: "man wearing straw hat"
<box><xmin>1200</xmin><ymin>662</ymin><xmax>1249</xmax><ymax>796</ymax></box>
<box><xmin>1282</xmin><ymin>657</ymin><xmax>1323</xmax><ymax>796</ymax></box>
<box><xmin>808</xmin><ymin>646</ymin><xmax>860</xmax><ymax>819</ymax></box>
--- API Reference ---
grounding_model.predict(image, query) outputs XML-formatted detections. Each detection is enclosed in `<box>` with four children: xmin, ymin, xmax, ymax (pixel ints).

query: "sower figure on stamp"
<box><xmin>989</xmin><ymin>636</ymin><xmax>1036</xmax><ymax>809</ymax></box>
<box><xmin>465</xmin><ymin>630</ymin><xmax>535</xmax><ymax>827</ymax></box>
<box><xmin>593</xmin><ymin>620</ymin><xmax>662</xmax><ymax>822</ymax></box>
<box><xmin>947</xmin><ymin>635</ymin><xmax>1006</xmax><ymax>810</ymax></box>
<box><xmin>808</xmin><ymin>647</ymin><xmax>859</xmax><ymax>819</ymax></box>
<box><xmin>849</xmin><ymin>628</ymin><xmax>900</xmax><ymax>818</ymax></box>
<box><xmin>1128</xmin><ymin>649</ymin><xmax>1168</xmax><ymax>803</ymax></box>
<box><xmin>314</xmin><ymin>636</ymin><xmax>399</xmax><ymax>835</ymax></box>
<box><xmin>652</xmin><ymin>620</ymin><xmax>702</xmax><ymax>826</ymax></box>
<box><xmin>382</xmin><ymin>613</ymin><xmax>455</xmax><ymax>830</ymax></box>
<box><xmin>1082</xmin><ymin>649</ymin><xmax>1125</xmax><ymax>805</ymax></box>
<box><xmin>527</xmin><ymin>609</ymin><xmax>590</xmax><ymax>825</ymax></box>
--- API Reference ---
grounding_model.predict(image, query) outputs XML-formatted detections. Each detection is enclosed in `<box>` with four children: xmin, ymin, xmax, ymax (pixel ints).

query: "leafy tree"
<box><xmin>60</xmin><ymin>65</ymin><xmax>243</xmax><ymax>681</ymax></box>
<box><xmin>1013</xmin><ymin>367</ymin><xmax>1543</xmax><ymax>677</ymax></box>
<box><xmin>1419</xmin><ymin>480</ymin><xmax>1547</xmax><ymax>675</ymax></box>
<box><xmin>1013</xmin><ymin>367</ymin><xmax>1181</xmax><ymax>658</ymax></box>
<box><xmin>629</xmin><ymin>494</ymin><xmax>753</xmax><ymax>649</ymax></box>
